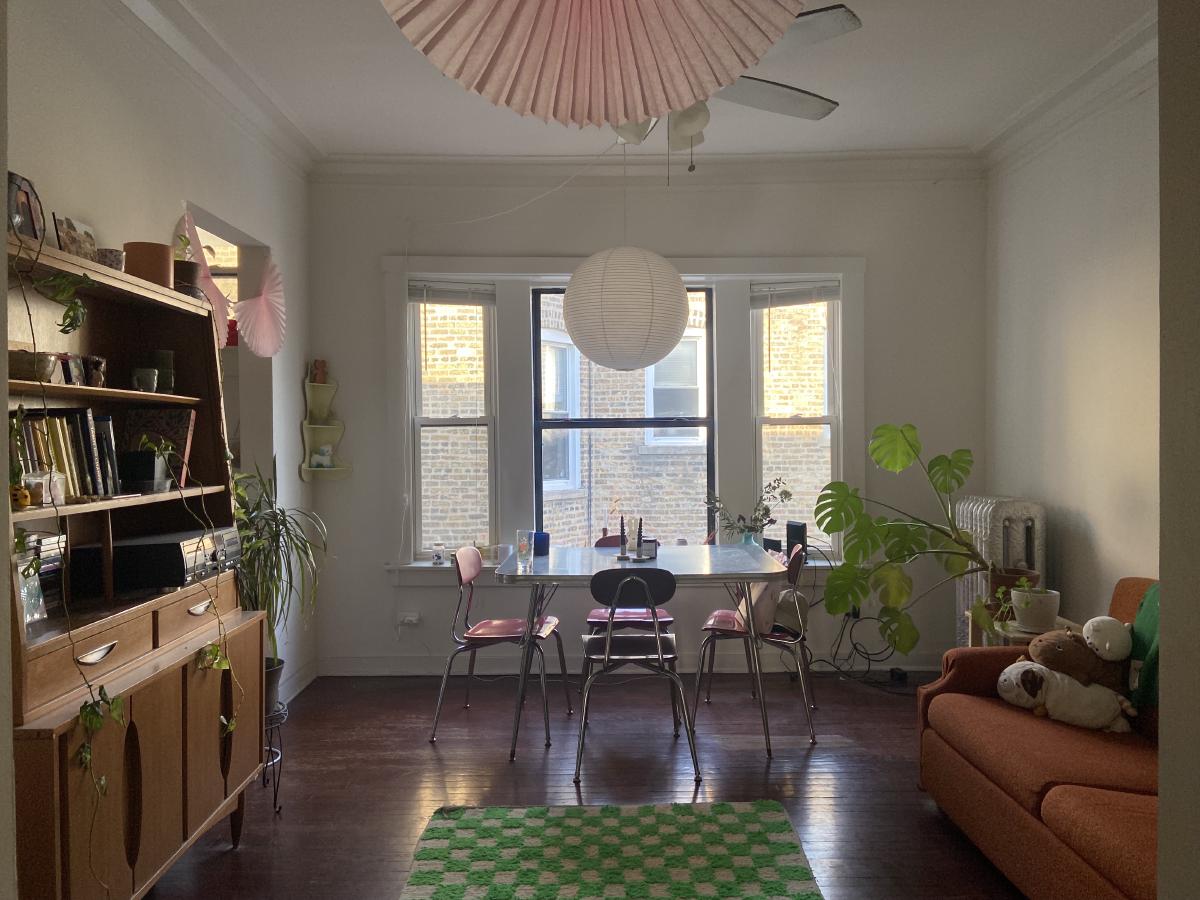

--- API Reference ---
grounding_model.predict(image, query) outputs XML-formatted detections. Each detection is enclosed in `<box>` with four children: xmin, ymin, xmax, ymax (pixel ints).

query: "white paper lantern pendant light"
<box><xmin>563</xmin><ymin>247</ymin><xmax>688</xmax><ymax>371</ymax></box>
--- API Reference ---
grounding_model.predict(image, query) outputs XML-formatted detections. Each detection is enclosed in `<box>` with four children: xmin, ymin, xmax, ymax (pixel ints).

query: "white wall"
<box><xmin>309</xmin><ymin>164</ymin><xmax>988</xmax><ymax>674</ymax></box>
<box><xmin>986</xmin><ymin>81</ymin><xmax>1160</xmax><ymax>622</ymax></box>
<box><xmin>7</xmin><ymin>0</ymin><xmax>316</xmax><ymax>700</ymax></box>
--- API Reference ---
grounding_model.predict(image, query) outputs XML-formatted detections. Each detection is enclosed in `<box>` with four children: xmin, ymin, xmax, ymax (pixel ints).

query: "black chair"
<box><xmin>574</xmin><ymin>567</ymin><xmax>701</xmax><ymax>784</ymax></box>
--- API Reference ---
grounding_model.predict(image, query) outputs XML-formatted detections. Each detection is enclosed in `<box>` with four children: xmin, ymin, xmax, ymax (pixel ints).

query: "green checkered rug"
<box><xmin>399</xmin><ymin>801</ymin><xmax>822</xmax><ymax>899</ymax></box>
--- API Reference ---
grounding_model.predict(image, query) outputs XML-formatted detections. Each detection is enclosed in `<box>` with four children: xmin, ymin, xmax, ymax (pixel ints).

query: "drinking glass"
<box><xmin>515</xmin><ymin>530</ymin><xmax>535</xmax><ymax>568</ymax></box>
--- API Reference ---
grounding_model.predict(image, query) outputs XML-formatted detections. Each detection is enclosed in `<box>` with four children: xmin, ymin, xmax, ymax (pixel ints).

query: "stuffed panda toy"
<box><xmin>997</xmin><ymin>660</ymin><xmax>1136</xmax><ymax>732</ymax></box>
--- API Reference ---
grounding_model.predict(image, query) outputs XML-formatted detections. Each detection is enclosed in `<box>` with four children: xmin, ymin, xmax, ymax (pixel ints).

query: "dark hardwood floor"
<box><xmin>154</xmin><ymin>670</ymin><xmax>1021</xmax><ymax>900</ymax></box>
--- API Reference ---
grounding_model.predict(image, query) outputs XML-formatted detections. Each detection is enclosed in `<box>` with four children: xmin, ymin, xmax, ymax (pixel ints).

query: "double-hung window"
<box><xmin>409</xmin><ymin>281</ymin><xmax>496</xmax><ymax>553</ymax></box>
<box><xmin>533</xmin><ymin>288</ymin><xmax>715</xmax><ymax>547</ymax></box>
<box><xmin>752</xmin><ymin>280</ymin><xmax>842</xmax><ymax>549</ymax></box>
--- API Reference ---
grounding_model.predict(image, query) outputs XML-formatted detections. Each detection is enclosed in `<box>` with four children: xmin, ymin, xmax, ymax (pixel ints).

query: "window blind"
<box><xmin>408</xmin><ymin>280</ymin><xmax>497</xmax><ymax>306</ymax></box>
<box><xmin>749</xmin><ymin>279</ymin><xmax>841</xmax><ymax>309</ymax></box>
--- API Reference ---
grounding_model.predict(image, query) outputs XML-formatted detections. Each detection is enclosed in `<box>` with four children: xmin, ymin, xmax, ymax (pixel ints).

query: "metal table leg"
<box><xmin>741</xmin><ymin>581</ymin><xmax>772</xmax><ymax>757</ymax></box>
<box><xmin>509</xmin><ymin>583</ymin><xmax>542</xmax><ymax>761</ymax></box>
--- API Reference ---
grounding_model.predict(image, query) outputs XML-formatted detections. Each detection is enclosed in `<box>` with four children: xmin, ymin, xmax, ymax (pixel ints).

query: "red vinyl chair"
<box><xmin>430</xmin><ymin>546</ymin><xmax>573</xmax><ymax>746</ymax></box>
<box><xmin>692</xmin><ymin>543</ymin><xmax>817</xmax><ymax>750</ymax></box>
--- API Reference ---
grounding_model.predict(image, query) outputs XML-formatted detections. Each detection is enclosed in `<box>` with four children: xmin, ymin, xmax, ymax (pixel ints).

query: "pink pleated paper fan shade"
<box><xmin>236</xmin><ymin>258</ymin><xmax>286</xmax><ymax>358</ymax></box>
<box><xmin>174</xmin><ymin>211</ymin><xmax>231</xmax><ymax>348</ymax></box>
<box><xmin>384</xmin><ymin>0</ymin><xmax>805</xmax><ymax>127</ymax></box>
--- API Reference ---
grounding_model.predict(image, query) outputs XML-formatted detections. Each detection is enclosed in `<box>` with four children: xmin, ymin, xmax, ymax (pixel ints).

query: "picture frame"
<box><xmin>53</xmin><ymin>214</ymin><xmax>98</xmax><ymax>261</ymax></box>
<box><xmin>7</xmin><ymin>172</ymin><xmax>45</xmax><ymax>242</ymax></box>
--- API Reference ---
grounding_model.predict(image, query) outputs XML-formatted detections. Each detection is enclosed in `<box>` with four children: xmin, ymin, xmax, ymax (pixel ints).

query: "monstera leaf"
<box><xmin>815</xmin><ymin>481</ymin><xmax>864</xmax><ymax>535</ymax></box>
<box><xmin>843</xmin><ymin>515</ymin><xmax>884</xmax><ymax>565</ymax></box>
<box><xmin>823</xmin><ymin>563</ymin><xmax>871</xmax><ymax>614</ymax></box>
<box><xmin>879</xmin><ymin>520</ymin><xmax>928</xmax><ymax>562</ymax></box>
<box><xmin>929</xmin><ymin>528</ymin><xmax>972</xmax><ymax>575</ymax></box>
<box><xmin>878</xmin><ymin>607</ymin><xmax>920</xmax><ymax>655</ymax></box>
<box><xmin>868</xmin><ymin>424</ymin><xmax>922</xmax><ymax>473</ymax></box>
<box><xmin>870</xmin><ymin>563</ymin><xmax>913</xmax><ymax>609</ymax></box>
<box><xmin>928</xmin><ymin>449</ymin><xmax>974</xmax><ymax>494</ymax></box>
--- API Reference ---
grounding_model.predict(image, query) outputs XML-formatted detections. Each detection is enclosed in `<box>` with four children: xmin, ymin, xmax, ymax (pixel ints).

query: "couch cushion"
<box><xmin>1042</xmin><ymin>786</ymin><xmax>1157</xmax><ymax>900</ymax></box>
<box><xmin>926</xmin><ymin>693</ymin><xmax>1157</xmax><ymax>814</ymax></box>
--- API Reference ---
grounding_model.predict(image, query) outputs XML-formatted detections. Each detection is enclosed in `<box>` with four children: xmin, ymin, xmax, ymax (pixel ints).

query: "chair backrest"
<box><xmin>1109</xmin><ymin>577</ymin><xmax>1156</xmax><ymax>623</ymax></box>
<box><xmin>594</xmin><ymin>534</ymin><xmax>622</xmax><ymax>548</ymax></box>
<box><xmin>590</xmin><ymin>568</ymin><xmax>676</xmax><ymax>608</ymax></box>
<box><xmin>702</xmin><ymin>531</ymin><xmax>716</xmax><ymax>545</ymax></box>
<box><xmin>453</xmin><ymin>546</ymin><xmax>483</xmax><ymax>587</ymax></box>
<box><xmin>786</xmin><ymin>543</ymin><xmax>806</xmax><ymax>587</ymax></box>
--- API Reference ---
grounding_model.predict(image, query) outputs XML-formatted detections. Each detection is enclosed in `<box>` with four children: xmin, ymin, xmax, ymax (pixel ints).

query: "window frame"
<box><xmin>531</xmin><ymin>287</ymin><xmax>717</xmax><ymax>534</ymax></box>
<box><xmin>539</xmin><ymin>333</ymin><xmax>581</xmax><ymax>492</ymax></box>
<box><xmin>751</xmin><ymin>290</ymin><xmax>843</xmax><ymax>553</ymax></box>
<box><xmin>643</xmin><ymin>332</ymin><xmax>707</xmax><ymax>447</ymax></box>
<box><xmin>408</xmin><ymin>294</ymin><xmax>498</xmax><ymax>555</ymax></box>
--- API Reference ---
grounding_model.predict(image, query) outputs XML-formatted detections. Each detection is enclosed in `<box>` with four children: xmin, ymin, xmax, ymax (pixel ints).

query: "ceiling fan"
<box><xmin>613</xmin><ymin>4</ymin><xmax>862</xmax><ymax>152</ymax></box>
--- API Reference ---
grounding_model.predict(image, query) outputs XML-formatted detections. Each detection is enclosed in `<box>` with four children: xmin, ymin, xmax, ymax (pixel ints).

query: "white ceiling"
<box><xmin>184</xmin><ymin>0</ymin><xmax>1155</xmax><ymax>159</ymax></box>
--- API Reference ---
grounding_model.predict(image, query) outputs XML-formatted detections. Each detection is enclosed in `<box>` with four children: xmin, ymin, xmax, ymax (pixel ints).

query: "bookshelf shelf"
<box><xmin>11</xmin><ymin>484</ymin><xmax>225</xmax><ymax>522</ymax></box>
<box><xmin>9</xmin><ymin>380</ymin><xmax>203</xmax><ymax>407</ymax></box>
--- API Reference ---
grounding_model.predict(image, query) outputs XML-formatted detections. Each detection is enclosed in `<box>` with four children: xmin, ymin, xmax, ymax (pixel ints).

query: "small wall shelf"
<box><xmin>300</xmin><ymin>369</ymin><xmax>351</xmax><ymax>482</ymax></box>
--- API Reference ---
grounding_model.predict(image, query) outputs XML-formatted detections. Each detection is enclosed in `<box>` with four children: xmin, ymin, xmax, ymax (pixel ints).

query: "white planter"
<box><xmin>1011</xmin><ymin>588</ymin><xmax>1061</xmax><ymax>633</ymax></box>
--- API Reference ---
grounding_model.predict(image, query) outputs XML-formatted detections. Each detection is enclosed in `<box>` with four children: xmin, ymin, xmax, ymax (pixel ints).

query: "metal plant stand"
<box><xmin>262</xmin><ymin>701</ymin><xmax>288</xmax><ymax>813</ymax></box>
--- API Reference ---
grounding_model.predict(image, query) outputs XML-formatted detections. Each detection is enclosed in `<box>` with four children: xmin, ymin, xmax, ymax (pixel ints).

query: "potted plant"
<box><xmin>814</xmin><ymin>423</ymin><xmax>1038</xmax><ymax>654</ymax></box>
<box><xmin>1008</xmin><ymin>579</ymin><xmax>1061</xmax><ymax>633</ymax></box>
<box><xmin>173</xmin><ymin>233</ymin><xmax>213</xmax><ymax>300</ymax></box>
<box><xmin>233</xmin><ymin>463</ymin><xmax>328</xmax><ymax>712</ymax></box>
<box><xmin>706</xmin><ymin>477</ymin><xmax>793</xmax><ymax>544</ymax></box>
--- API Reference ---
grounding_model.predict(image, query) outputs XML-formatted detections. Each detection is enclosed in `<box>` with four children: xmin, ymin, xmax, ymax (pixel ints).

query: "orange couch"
<box><xmin>918</xmin><ymin>578</ymin><xmax>1158</xmax><ymax>900</ymax></box>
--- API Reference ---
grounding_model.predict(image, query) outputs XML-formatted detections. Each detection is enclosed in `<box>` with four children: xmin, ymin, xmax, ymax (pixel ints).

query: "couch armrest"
<box><xmin>917</xmin><ymin>646</ymin><xmax>1027</xmax><ymax>732</ymax></box>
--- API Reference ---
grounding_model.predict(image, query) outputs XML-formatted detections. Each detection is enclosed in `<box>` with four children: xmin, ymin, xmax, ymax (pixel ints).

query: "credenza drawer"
<box><xmin>25</xmin><ymin>614</ymin><xmax>154</xmax><ymax>711</ymax></box>
<box><xmin>155</xmin><ymin>575</ymin><xmax>238</xmax><ymax>647</ymax></box>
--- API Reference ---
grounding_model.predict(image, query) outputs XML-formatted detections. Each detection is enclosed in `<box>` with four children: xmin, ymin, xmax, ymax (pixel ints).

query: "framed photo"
<box><xmin>7</xmin><ymin>172</ymin><xmax>45</xmax><ymax>242</ymax></box>
<box><xmin>53</xmin><ymin>214</ymin><xmax>98</xmax><ymax>261</ymax></box>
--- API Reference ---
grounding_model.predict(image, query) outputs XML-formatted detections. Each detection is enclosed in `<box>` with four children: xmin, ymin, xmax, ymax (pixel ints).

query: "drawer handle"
<box><xmin>76</xmin><ymin>641</ymin><xmax>117</xmax><ymax>666</ymax></box>
<box><xmin>188</xmin><ymin>599</ymin><xmax>214</xmax><ymax>617</ymax></box>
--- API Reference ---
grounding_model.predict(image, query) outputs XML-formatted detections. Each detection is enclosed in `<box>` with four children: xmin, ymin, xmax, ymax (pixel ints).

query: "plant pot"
<box><xmin>173</xmin><ymin>259</ymin><xmax>205</xmax><ymax>299</ymax></box>
<box><xmin>123</xmin><ymin>241</ymin><xmax>174</xmax><ymax>288</ymax></box>
<box><xmin>264</xmin><ymin>657</ymin><xmax>285</xmax><ymax>714</ymax></box>
<box><xmin>987</xmin><ymin>567</ymin><xmax>1041</xmax><ymax>619</ymax></box>
<box><xmin>1011</xmin><ymin>588</ymin><xmax>1061</xmax><ymax>633</ymax></box>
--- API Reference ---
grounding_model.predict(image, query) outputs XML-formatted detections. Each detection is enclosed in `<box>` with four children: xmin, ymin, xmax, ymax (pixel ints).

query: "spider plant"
<box><xmin>232</xmin><ymin>463</ymin><xmax>328</xmax><ymax>660</ymax></box>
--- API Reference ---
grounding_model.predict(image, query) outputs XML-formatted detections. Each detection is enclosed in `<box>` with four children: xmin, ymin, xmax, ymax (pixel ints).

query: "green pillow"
<box><xmin>1129</xmin><ymin>583</ymin><xmax>1159</xmax><ymax>710</ymax></box>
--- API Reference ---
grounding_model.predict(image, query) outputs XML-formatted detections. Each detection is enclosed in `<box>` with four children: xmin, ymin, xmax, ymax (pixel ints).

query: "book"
<box><xmin>125</xmin><ymin>408</ymin><xmax>197</xmax><ymax>487</ymax></box>
<box><xmin>94</xmin><ymin>416</ymin><xmax>120</xmax><ymax>495</ymax></box>
<box><xmin>76</xmin><ymin>409</ymin><xmax>106</xmax><ymax>497</ymax></box>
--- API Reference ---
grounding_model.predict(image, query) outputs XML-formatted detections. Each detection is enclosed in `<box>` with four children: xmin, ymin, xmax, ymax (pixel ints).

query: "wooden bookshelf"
<box><xmin>8</xmin><ymin>237</ymin><xmax>261</xmax><ymax>898</ymax></box>
<box><xmin>11</xmin><ymin>484</ymin><xmax>225</xmax><ymax>522</ymax></box>
<box><xmin>9</xmin><ymin>380</ymin><xmax>203</xmax><ymax>407</ymax></box>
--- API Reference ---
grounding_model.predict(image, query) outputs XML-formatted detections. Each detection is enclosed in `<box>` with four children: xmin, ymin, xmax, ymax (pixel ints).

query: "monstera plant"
<box><xmin>815</xmin><ymin>424</ymin><xmax>1010</xmax><ymax>654</ymax></box>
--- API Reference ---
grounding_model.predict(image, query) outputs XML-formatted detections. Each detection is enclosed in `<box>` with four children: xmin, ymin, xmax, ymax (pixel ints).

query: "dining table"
<box><xmin>494</xmin><ymin>543</ymin><xmax>789</xmax><ymax>760</ymax></box>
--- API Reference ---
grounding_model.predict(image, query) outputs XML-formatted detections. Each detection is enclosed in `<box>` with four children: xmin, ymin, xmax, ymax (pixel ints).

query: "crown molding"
<box><xmin>980</xmin><ymin>11</ymin><xmax>1158</xmax><ymax>172</ymax></box>
<box><xmin>309</xmin><ymin>149</ymin><xmax>985</xmax><ymax>188</ymax></box>
<box><xmin>108</xmin><ymin>0</ymin><xmax>322</xmax><ymax>174</ymax></box>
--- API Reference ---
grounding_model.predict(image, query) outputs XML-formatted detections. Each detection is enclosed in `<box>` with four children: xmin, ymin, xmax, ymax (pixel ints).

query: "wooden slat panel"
<box><xmin>14</xmin><ymin>737</ymin><xmax>62</xmax><ymax>898</ymax></box>
<box><xmin>184</xmin><ymin>657</ymin><xmax>225</xmax><ymax>838</ymax></box>
<box><xmin>130</xmin><ymin>671</ymin><xmax>184</xmax><ymax>893</ymax></box>
<box><xmin>223</xmin><ymin>620</ymin><xmax>263</xmax><ymax>796</ymax></box>
<box><xmin>62</xmin><ymin>709</ymin><xmax>132</xmax><ymax>899</ymax></box>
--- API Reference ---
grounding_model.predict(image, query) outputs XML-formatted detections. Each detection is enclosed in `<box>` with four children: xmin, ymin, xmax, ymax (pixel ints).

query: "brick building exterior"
<box><xmin>415</xmin><ymin>293</ymin><xmax>832</xmax><ymax>551</ymax></box>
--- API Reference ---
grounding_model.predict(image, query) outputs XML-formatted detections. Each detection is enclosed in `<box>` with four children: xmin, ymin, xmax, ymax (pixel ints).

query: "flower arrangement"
<box><xmin>706</xmin><ymin>477</ymin><xmax>793</xmax><ymax>538</ymax></box>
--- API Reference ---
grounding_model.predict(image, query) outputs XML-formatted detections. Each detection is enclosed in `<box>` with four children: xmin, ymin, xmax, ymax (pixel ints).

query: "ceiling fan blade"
<box><xmin>714</xmin><ymin>77</ymin><xmax>839</xmax><ymax>120</ymax></box>
<box><xmin>790</xmin><ymin>4</ymin><xmax>862</xmax><ymax>47</ymax></box>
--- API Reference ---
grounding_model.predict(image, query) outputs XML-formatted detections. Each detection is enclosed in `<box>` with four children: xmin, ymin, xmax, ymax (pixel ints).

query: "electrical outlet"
<box><xmin>397</xmin><ymin>612</ymin><xmax>421</xmax><ymax>627</ymax></box>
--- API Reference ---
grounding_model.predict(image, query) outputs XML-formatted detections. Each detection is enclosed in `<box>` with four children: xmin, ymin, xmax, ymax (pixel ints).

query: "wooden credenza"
<box><xmin>13</xmin><ymin>606</ymin><xmax>264</xmax><ymax>899</ymax></box>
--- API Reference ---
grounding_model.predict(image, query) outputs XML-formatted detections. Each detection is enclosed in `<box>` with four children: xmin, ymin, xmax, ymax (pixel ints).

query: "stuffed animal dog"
<box><xmin>997</xmin><ymin>660</ymin><xmax>1136</xmax><ymax>732</ymax></box>
<box><xmin>1028</xmin><ymin>629</ymin><xmax>1125</xmax><ymax>692</ymax></box>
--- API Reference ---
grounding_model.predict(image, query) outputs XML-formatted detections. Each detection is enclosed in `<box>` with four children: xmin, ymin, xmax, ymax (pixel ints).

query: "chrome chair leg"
<box><xmin>791</xmin><ymin>644</ymin><xmax>816</xmax><ymax>744</ymax></box>
<box><xmin>552</xmin><ymin>630</ymin><xmax>574</xmax><ymax>715</ymax></box>
<box><xmin>693</xmin><ymin>636</ymin><xmax>712</xmax><ymax>715</ymax></box>
<box><xmin>665</xmin><ymin>668</ymin><xmax>702</xmax><ymax>783</ymax></box>
<box><xmin>535</xmin><ymin>644</ymin><xmax>552</xmax><ymax>749</ymax></box>
<box><xmin>574</xmin><ymin>667</ymin><xmax>600</xmax><ymax>783</ymax></box>
<box><xmin>802</xmin><ymin>642</ymin><xmax>817</xmax><ymax>710</ymax></box>
<box><xmin>742</xmin><ymin>639</ymin><xmax>758</xmax><ymax>699</ymax></box>
<box><xmin>705</xmin><ymin>634</ymin><xmax>717</xmax><ymax>703</ymax></box>
<box><xmin>746</xmin><ymin>635</ymin><xmax>772</xmax><ymax>758</ymax></box>
<box><xmin>669</xmin><ymin>660</ymin><xmax>680</xmax><ymax>738</ymax></box>
<box><xmin>430</xmin><ymin>645</ymin><xmax>467</xmax><ymax>743</ymax></box>
<box><xmin>463</xmin><ymin>649</ymin><xmax>476</xmax><ymax>709</ymax></box>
